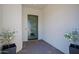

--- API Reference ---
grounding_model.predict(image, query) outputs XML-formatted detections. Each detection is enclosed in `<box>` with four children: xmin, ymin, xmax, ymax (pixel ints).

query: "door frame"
<box><xmin>27</xmin><ymin>14</ymin><xmax>38</xmax><ymax>40</ymax></box>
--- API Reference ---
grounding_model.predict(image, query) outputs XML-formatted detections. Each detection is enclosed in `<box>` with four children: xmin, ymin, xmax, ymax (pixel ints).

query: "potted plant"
<box><xmin>64</xmin><ymin>30</ymin><xmax>79</xmax><ymax>54</ymax></box>
<box><xmin>0</xmin><ymin>30</ymin><xmax>16</xmax><ymax>54</ymax></box>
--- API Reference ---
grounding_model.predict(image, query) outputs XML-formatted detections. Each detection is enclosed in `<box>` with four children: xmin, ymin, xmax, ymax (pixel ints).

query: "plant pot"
<box><xmin>1</xmin><ymin>43</ymin><xmax>16</xmax><ymax>54</ymax></box>
<box><xmin>69</xmin><ymin>44</ymin><xmax>79</xmax><ymax>54</ymax></box>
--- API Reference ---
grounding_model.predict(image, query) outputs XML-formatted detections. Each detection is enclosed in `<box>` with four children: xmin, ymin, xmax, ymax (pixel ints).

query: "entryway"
<box><xmin>28</xmin><ymin>15</ymin><xmax>38</xmax><ymax>40</ymax></box>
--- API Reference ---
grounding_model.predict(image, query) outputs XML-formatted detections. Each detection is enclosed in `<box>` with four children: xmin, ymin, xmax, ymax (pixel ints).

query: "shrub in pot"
<box><xmin>0</xmin><ymin>30</ymin><xmax>16</xmax><ymax>54</ymax></box>
<box><xmin>64</xmin><ymin>30</ymin><xmax>79</xmax><ymax>54</ymax></box>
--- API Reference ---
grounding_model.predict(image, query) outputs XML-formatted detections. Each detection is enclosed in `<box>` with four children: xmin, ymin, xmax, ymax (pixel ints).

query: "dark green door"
<box><xmin>28</xmin><ymin>15</ymin><xmax>38</xmax><ymax>40</ymax></box>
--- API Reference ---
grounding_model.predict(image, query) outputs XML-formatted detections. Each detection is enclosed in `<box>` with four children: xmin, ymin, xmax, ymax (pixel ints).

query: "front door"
<box><xmin>28</xmin><ymin>15</ymin><xmax>38</xmax><ymax>40</ymax></box>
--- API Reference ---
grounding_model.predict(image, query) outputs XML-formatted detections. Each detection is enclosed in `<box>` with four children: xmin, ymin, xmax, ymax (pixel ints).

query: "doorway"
<box><xmin>28</xmin><ymin>15</ymin><xmax>38</xmax><ymax>40</ymax></box>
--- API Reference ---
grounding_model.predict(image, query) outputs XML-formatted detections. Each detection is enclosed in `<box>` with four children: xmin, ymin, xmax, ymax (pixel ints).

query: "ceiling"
<box><xmin>23</xmin><ymin>4</ymin><xmax>47</xmax><ymax>10</ymax></box>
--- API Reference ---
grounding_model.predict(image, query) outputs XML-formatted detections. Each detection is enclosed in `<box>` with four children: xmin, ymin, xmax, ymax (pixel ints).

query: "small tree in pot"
<box><xmin>0</xmin><ymin>30</ymin><xmax>16</xmax><ymax>54</ymax></box>
<box><xmin>64</xmin><ymin>30</ymin><xmax>79</xmax><ymax>54</ymax></box>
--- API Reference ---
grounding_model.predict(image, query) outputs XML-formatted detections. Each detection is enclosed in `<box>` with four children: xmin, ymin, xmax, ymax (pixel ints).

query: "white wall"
<box><xmin>0</xmin><ymin>5</ymin><xmax>2</xmax><ymax>32</ymax></box>
<box><xmin>22</xmin><ymin>6</ymin><xmax>43</xmax><ymax>41</ymax></box>
<box><xmin>43</xmin><ymin>5</ymin><xmax>79</xmax><ymax>53</ymax></box>
<box><xmin>0</xmin><ymin>5</ymin><xmax>2</xmax><ymax>48</ymax></box>
<box><xmin>2</xmin><ymin>5</ymin><xmax>22</xmax><ymax>52</ymax></box>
